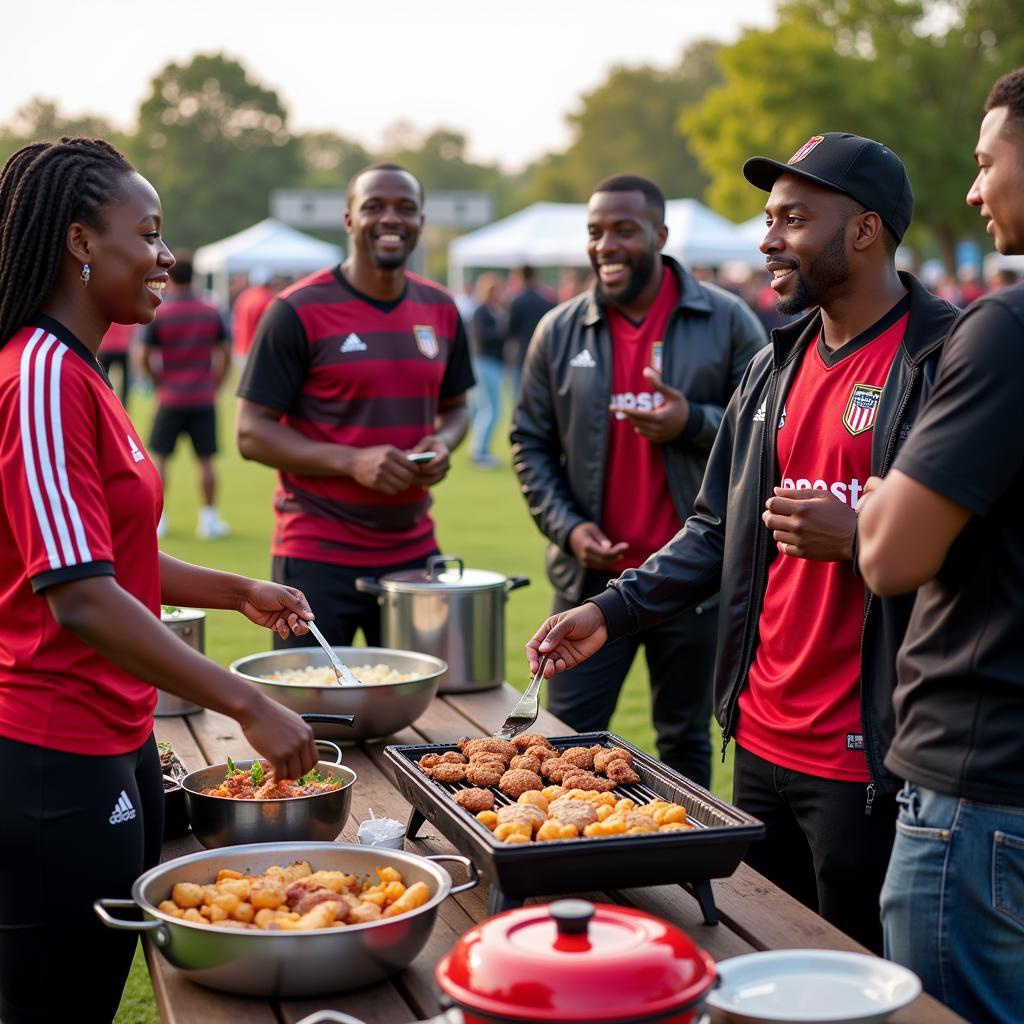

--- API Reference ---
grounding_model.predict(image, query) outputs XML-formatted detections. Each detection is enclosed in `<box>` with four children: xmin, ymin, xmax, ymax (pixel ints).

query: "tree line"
<box><xmin>3</xmin><ymin>1</ymin><xmax>1020</xmax><ymax>269</ymax></box>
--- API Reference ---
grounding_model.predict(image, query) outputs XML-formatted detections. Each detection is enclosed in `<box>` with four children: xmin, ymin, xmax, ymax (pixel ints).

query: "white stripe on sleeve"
<box><xmin>18</xmin><ymin>330</ymin><xmax>60</xmax><ymax>569</ymax></box>
<box><xmin>48</xmin><ymin>345</ymin><xmax>91</xmax><ymax>562</ymax></box>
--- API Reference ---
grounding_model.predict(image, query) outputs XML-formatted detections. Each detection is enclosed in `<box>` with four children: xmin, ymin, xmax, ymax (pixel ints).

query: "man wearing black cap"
<box><xmin>525</xmin><ymin>133</ymin><xmax>959</xmax><ymax>952</ymax></box>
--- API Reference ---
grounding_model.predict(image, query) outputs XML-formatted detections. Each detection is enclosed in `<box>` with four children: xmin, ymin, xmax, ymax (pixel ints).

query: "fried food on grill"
<box><xmin>511</xmin><ymin>733</ymin><xmax>554</xmax><ymax>753</ymax></box>
<box><xmin>454</xmin><ymin>787</ymin><xmax>495</xmax><ymax>813</ymax></box>
<box><xmin>498</xmin><ymin>768</ymin><xmax>544</xmax><ymax>798</ymax></box>
<box><xmin>440</xmin><ymin>751</ymin><xmax>468</xmax><ymax>764</ymax></box>
<box><xmin>604</xmin><ymin>759</ymin><xmax>641</xmax><ymax>785</ymax></box>
<box><xmin>509</xmin><ymin>753</ymin><xmax>545</xmax><ymax>773</ymax></box>
<box><xmin>468</xmin><ymin>750</ymin><xmax>507</xmax><ymax>765</ymax></box>
<box><xmin>560</xmin><ymin>745</ymin><xmax>602</xmax><ymax>770</ymax></box>
<box><xmin>593</xmin><ymin>747</ymin><xmax>633</xmax><ymax>773</ymax></box>
<box><xmin>429</xmin><ymin>762</ymin><xmax>469</xmax><ymax>783</ymax></box>
<box><xmin>561</xmin><ymin>769</ymin><xmax>617</xmax><ymax>792</ymax></box>
<box><xmin>549</xmin><ymin>798</ymin><xmax>598</xmax><ymax>831</ymax></box>
<box><xmin>461</xmin><ymin>738</ymin><xmax>517</xmax><ymax>761</ymax></box>
<box><xmin>540</xmin><ymin>757</ymin><xmax>574</xmax><ymax>782</ymax></box>
<box><xmin>465</xmin><ymin>760</ymin><xmax>505</xmax><ymax>787</ymax></box>
<box><xmin>418</xmin><ymin>753</ymin><xmax>444</xmax><ymax>771</ymax></box>
<box><xmin>524</xmin><ymin>744</ymin><xmax>559</xmax><ymax>763</ymax></box>
<box><xmin>517</xmin><ymin>790</ymin><xmax>549</xmax><ymax>812</ymax></box>
<box><xmin>536</xmin><ymin>820</ymin><xmax>579</xmax><ymax>841</ymax></box>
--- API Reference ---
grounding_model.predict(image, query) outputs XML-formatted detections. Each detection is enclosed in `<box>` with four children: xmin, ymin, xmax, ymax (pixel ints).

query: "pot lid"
<box><xmin>378</xmin><ymin>555</ymin><xmax>508</xmax><ymax>592</ymax></box>
<box><xmin>436</xmin><ymin>900</ymin><xmax>716</xmax><ymax>1023</ymax></box>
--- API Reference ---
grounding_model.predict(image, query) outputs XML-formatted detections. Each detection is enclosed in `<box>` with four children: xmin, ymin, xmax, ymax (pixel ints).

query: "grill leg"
<box><xmin>691</xmin><ymin>880</ymin><xmax>718</xmax><ymax>926</ymax></box>
<box><xmin>405</xmin><ymin>807</ymin><xmax>426</xmax><ymax>839</ymax></box>
<box><xmin>488</xmin><ymin>887</ymin><xmax>522</xmax><ymax>916</ymax></box>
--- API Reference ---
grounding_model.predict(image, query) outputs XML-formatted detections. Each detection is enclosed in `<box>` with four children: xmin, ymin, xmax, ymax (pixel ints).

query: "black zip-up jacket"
<box><xmin>511</xmin><ymin>256</ymin><xmax>767</xmax><ymax>603</ymax></box>
<box><xmin>591</xmin><ymin>273</ymin><xmax>958</xmax><ymax>795</ymax></box>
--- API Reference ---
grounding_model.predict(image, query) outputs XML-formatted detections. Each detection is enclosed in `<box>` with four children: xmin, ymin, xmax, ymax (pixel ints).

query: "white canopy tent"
<box><xmin>447</xmin><ymin>200</ymin><xmax>762</xmax><ymax>291</ymax></box>
<box><xmin>194</xmin><ymin>218</ymin><xmax>342</xmax><ymax>306</ymax></box>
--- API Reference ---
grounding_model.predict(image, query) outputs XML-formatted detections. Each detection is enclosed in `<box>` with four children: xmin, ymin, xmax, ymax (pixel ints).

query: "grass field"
<box><xmin>114</xmin><ymin>377</ymin><xmax>734</xmax><ymax>1022</ymax></box>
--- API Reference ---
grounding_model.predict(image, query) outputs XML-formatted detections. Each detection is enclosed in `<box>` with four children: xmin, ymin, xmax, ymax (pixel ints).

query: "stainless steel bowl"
<box><xmin>182</xmin><ymin>742</ymin><xmax>355</xmax><ymax>849</ymax></box>
<box><xmin>230</xmin><ymin>646</ymin><xmax>447</xmax><ymax>742</ymax></box>
<box><xmin>94</xmin><ymin>841</ymin><xmax>477</xmax><ymax>997</ymax></box>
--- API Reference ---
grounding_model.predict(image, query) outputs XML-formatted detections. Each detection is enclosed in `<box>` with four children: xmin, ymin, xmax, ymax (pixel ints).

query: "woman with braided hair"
<box><xmin>0</xmin><ymin>138</ymin><xmax>321</xmax><ymax>1022</ymax></box>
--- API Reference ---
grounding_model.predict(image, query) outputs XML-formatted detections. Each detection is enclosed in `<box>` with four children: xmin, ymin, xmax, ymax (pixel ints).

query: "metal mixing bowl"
<box><xmin>94</xmin><ymin>841</ymin><xmax>477</xmax><ymax>997</ymax></box>
<box><xmin>230</xmin><ymin>646</ymin><xmax>447</xmax><ymax>742</ymax></box>
<box><xmin>182</xmin><ymin>742</ymin><xmax>355</xmax><ymax>849</ymax></box>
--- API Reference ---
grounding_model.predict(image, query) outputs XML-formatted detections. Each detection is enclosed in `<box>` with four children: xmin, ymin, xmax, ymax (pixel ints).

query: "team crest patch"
<box><xmin>843</xmin><ymin>383</ymin><xmax>882</xmax><ymax>436</ymax></box>
<box><xmin>789</xmin><ymin>135</ymin><xmax>825</xmax><ymax>164</ymax></box>
<box><xmin>413</xmin><ymin>324</ymin><xmax>439</xmax><ymax>358</ymax></box>
<box><xmin>650</xmin><ymin>341</ymin><xmax>663</xmax><ymax>374</ymax></box>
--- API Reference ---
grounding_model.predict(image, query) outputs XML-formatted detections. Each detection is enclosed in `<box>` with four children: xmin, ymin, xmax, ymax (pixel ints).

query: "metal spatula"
<box><xmin>494</xmin><ymin>656</ymin><xmax>548</xmax><ymax>740</ymax></box>
<box><xmin>305</xmin><ymin>619</ymin><xmax>361</xmax><ymax>687</ymax></box>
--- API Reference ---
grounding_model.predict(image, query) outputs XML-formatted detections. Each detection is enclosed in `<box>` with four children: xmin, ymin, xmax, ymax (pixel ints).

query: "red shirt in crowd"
<box><xmin>602</xmin><ymin>268</ymin><xmax>684</xmax><ymax>573</ymax></box>
<box><xmin>237</xmin><ymin>268</ymin><xmax>475</xmax><ymax>568</ymax></box>
<box><xmin>737</xmin><ymin>301</ymin><xmax>910</xmax><ymax>782</ymax></box>
<box><xmin>232</xmin><ymin>283</ymin><xmax>275</xmax><ymax>360</ymax></box>
<box><xmin>99</xmin><ymin>321</ymin><xmax>135</xmax><ymax>355</ymax></box>
<box><xmin>0</xmin><ymin>317</ymin><xmax>162</xmax><ymax>755</ymax></box>
<box><xmin>143</xmin><ymin>294</ymin><xmax>227</xmax><ymax>407</ymax></box>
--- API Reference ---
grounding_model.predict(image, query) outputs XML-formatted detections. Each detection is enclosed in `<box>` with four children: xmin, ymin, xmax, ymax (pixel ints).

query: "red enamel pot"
<box><xmin>436</xmin><ymin>899</ymin><xmax>717</xmax><ymax>1024</ymax></box>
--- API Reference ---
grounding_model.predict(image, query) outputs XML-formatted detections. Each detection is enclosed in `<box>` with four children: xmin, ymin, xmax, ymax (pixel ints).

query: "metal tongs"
<box><xmin>494</xmin><ymin>655</ymin><xmax>548</xmax><ymax>740</ymax></box>
<box><xmin>305</xmin><ymin>619</ymin><xmax>361</xmax><ymax>687</ymax></box>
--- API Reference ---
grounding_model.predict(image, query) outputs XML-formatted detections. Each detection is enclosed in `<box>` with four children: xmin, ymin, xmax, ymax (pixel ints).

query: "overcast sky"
<box><xmin>2</xmin><ymin>0</ymin><xmax>777</xmax><ymax>170</ymax></box>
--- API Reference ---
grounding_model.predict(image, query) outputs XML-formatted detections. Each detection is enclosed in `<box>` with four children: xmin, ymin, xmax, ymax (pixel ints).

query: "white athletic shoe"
<box><xmin>197</xmin><ymin>508</ymin><xmax>231</xmax><ymax>539</ymax></box>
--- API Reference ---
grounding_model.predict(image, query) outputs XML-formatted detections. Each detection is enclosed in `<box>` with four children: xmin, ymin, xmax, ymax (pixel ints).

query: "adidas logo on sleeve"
<box><xmin>109</xmin><ymin>789</ymin><xmax>137</xmax><ymax>824</ymax></box>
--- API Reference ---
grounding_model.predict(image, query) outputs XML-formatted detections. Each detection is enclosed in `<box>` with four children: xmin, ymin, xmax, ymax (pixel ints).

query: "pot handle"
<box><xmin>301</xmin><ymin>713</ymin><xmax>355</xmax><ymax>728</ymax></box>
<box><xmin>354</xmin><ymin>577</ymin><xmax>383</xmax><ymax>596</ymax></box>
<box><xmin>315</xmin><ymin>739</ymin><xmax>344</xmax><ymax>765</ymax></box>
<box><xmin>427</xmin><ymin>853</ymin><xmax>479</xmax><ymax>895</ymax></box>
<box><xmin>504</xmin><ymin>574</ymin><xmax>530</xmax><ymax>593</ymax></box>
<box><xmin>93</xmin><ymin>899</ymin><xmax>171</xmax><ymax>947</ymax></box>
<box><xmin>292</xmin><ymin>1013</ymin><xmax>371</xmax><ymax>1024</ymax></box>
<box><xmin>427</xmin><ymin>554</ymin><xmax>463</xmax><ymax>580</ymax></box>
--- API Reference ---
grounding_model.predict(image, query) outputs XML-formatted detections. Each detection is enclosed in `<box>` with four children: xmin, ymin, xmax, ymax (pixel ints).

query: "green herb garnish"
<box><xmin>250</xmin><ymin>760</ymin><xmax>266</xmax><ymax>786</ymax></box>
<box><xmin>297</xmin><ymin>767</ymin><xmax>325</xmax><ymax>785</ymax></box>
<box><xmin>224</xmin><ymin>755</ymin><xmax>240</xmax><ymax>777</ymax></box>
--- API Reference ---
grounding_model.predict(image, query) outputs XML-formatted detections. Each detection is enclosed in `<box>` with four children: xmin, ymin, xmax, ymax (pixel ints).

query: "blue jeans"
<box><xmin>881</xmin><ymin>782</ymin><xmax>1024</xmax><ymax>1023</ymax></box>
<box><xmin>470</xmin><ymin>355</ymin><xmax>504</xmax><ymax>458</ymax></box>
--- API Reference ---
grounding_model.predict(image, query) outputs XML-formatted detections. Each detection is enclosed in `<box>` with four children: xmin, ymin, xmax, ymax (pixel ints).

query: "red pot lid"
<box><xmin>436</xmin><ymin>899</ymin><xmax>717</xmax><ymax>1023</ymax></box>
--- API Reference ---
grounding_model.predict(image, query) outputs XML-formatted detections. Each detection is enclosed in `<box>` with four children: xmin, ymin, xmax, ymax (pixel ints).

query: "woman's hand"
<box><xmin>239</xmin><ymin>580</ymin><xmax>313</xmax><ymax>640</ymax></box>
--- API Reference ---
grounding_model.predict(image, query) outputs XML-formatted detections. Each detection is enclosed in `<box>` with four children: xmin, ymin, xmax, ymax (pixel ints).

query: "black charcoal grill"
<box><xmin>384</xmin><ymin>732</ymin><xmax>764</xmax><ymax>923</ymax></box>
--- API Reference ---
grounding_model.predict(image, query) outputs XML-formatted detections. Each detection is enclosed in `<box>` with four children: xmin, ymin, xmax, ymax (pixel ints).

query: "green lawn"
<box><xmin>115</xmin><ymin>377</ymin><xmax>733</xmax><ymax>1022</ymax></box>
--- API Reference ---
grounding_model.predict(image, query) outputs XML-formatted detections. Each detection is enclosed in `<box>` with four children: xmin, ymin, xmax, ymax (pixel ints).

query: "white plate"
<box><xmin>706</xmin><ymin>949</ymin><xmax>921</xmax><ymax>1024</ymax></box>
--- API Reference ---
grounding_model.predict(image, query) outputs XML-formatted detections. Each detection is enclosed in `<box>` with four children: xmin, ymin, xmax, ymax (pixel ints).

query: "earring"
<box><xmin>80</xmin><ymin>263</ymin><xmax>91</xmax><ymax>287</ymax></box>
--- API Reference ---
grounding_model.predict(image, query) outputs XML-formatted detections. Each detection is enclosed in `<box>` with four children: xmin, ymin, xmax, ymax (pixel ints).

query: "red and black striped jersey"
<box><xmin>238</xmin><ymin>267</ymin><xmax>474</xmax><ymax>567</ymax></box>
<box><xmin>143</xmin><ymin>294</ymin><xmax>227</xmax><ymax>407</ymax></box>
<box><xmin>0</xmin><ymin>317</ymin><xmax>162</xmax><ymax>755</ymax></box>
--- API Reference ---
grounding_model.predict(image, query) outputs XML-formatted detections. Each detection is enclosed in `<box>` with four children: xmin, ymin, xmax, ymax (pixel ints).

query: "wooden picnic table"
<box><xmin>151</xmin><ymin>684</ymin><xmax>964</xmax><ymax>1024</ymax></box>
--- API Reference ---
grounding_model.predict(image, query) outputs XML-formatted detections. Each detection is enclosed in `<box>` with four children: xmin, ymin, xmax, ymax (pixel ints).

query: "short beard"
<box><xmin>777</xmin><ymin>223</ymin><xmax>850</xmax><ymax>315</ymax></box>
<box><xmin>371</xmin><ymin>249</ymin><xmax>410</xmax><ymax>271</ymax></box>
<box><xmin>594</xmin><ymin>248</ymin><xmax>657</xmax><ymax>308</ymax></box>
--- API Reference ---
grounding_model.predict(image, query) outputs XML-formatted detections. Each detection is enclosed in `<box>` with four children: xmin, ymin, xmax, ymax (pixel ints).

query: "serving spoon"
<box><xmin>305</xmin><ymin>619</ymin><xmax>362</xmax><ymax>687</ymax></box>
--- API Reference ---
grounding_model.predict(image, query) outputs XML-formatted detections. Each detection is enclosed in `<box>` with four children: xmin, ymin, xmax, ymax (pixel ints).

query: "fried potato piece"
<box><xmin>476</xmin><ymin>810</ymin><xmax>498</xmax><ymax>829</ymax></box>
<box><xmin>383</xmin><ymin>881</ymin><xmax>429</xmax><ymax>917</ymax></box>
<box><xmin>250</xmin><ymin>881</ymin><xmax>288</xmax><ymax>910</ymax></box>
<box><xmin>454</xmin><ymin>787</ymin><xmax>495</xmax><ymax>813</ymax></box>
<box><xmin>542</xmin><ymin>785</ymin><xmax>566</xmax><ymax>801</ymax></box>
<box><xmin>494</xmin><ymin>821</ymin><xmax>532</xmax><ymax>842</ymax></box>
<box><xmin>171</xmin><ymin>882</ymin><xmax>204</xmax><ymax>909</ymax></box>
<box><xmin>517</xmin><ymin>790</ymin><xmax>549</xmax><ymax>812</ymax></box>
<box><xmin>498</xmin><ymin>768</ymin><xmax>543</xmax><ymax>798</ymax></box>
<box><xmin>536</xmin><ymin>820</ymin><xmax>578</xmax><ymax>841</ymax></box>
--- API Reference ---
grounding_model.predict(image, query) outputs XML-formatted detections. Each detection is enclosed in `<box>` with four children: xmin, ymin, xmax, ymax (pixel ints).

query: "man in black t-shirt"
<box><xmin>858</xmin><ymin>68</ymin><xmax>1024</xmax><ymax>1023</ymax></box>
<box><xmin>505</xmin><ymin>265</ymin><xmax>554</xmax><ymax>397</ymax></box>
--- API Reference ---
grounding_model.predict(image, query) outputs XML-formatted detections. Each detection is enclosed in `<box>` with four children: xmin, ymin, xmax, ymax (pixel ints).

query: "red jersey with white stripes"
<box><xmin>142</xmin><ymin>294</ymin><xmax>227</xmax><ymax>407</ymax></box>
<box><xmin>737</xmin><ymin>300</ymin><xmax>909</xmax><ymax>782</ymax></box>
<box><xmin>237</xmin><ymin>267</ymin><xmax>474</xmax><ymax>567</ymax></box>
<box><xmin>0</xmin><ymin>317</ymin><xmax>162</xmax><ymax>755</ymax></box>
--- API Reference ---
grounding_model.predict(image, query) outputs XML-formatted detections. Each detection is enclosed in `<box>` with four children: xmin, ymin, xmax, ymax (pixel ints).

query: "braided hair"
<box><xmin>0</xmin><ymin>137</ymin><xmax>133</xmax><ymax>346</ymax></box>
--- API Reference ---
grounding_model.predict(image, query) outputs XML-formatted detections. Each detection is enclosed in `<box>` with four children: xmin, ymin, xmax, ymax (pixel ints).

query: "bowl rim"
<box><xmin>229</xmin><ymin>646</ymin><xmax>447</xmax><ymax>689</ymax></box>
<box><xmin>133</xmin><ymin>840</ymin><xmax>451</xmax><ymax>937</ymax></box>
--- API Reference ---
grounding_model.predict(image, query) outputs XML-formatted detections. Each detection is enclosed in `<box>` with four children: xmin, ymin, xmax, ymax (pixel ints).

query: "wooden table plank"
<box><xmin>186</xmin><ymin>707</ymin><xmax>258</xmax><ymax>764</ymax></box>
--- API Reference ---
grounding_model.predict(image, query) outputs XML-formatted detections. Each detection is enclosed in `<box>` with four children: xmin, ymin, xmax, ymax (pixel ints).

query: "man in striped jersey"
<box><xmin>237</xmin><ymin>163</ymin><xmax>474</xmax><ymax>647</ymax></box>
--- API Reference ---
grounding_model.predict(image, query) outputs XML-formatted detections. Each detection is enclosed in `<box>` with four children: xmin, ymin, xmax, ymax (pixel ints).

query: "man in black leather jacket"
<box><xmin>511</xmin><ymin>174</ymin><xmax>766</xmax><ymax>786</ymax></box>
<box><xmin>526</xmin><ymin>137</ymin><xmax>959</xmax><ymax>953</ymax></box>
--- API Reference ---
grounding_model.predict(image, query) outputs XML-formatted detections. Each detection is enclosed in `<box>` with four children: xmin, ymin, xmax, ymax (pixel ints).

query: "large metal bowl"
<box><xmin>182</xmin><ymin>744</ymin><xmax>355</xmax><ymax>849</ymax></box>
<box><xmin>230</xmin><ymin>646</ymin><xmax>447</xmax><ymax>742</ymax></box>
<box><xmin>94</xmin><ymin>841</ymin><xmax>477</xmax><ymax>997</ymax></box>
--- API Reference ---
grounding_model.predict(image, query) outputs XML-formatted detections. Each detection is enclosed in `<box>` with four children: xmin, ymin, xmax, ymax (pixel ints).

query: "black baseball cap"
<box><xmin>743</xmin><ymin>132</ymin><xmax>914</xmax><ymax>242</ymax></box>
